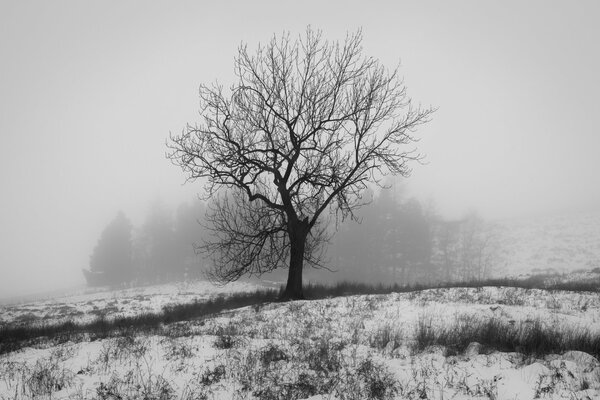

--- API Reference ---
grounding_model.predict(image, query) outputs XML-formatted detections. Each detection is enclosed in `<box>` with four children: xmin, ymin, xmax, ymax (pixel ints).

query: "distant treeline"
<box><xmin>304</xmin><ymin>187</ymin><xmax>504</xmax><ymax>286</ymax></box>
<box><xmin>83</xmin><ymin>200</ymin><xmax>208</xmax><ymax>286</ymax></box>
<box><xmin>83</xmin><ymin>188</ymin><xmax>503</xmax><ymax>287</ymax></box>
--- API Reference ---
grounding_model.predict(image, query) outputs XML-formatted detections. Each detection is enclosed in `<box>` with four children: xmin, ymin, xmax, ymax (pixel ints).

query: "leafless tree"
<box><xmin>167</xmin><ymin>27</ymin><xmax>434</xmax><ymax>299</ymax></box>
<box><xmin>459</xmin><ymin>212</ymin><xmax>501</xmax><ymax>281</ymax></box>
<box><xmin>435</xmin><ymin>212</ymin><xmax>502</xmax><ymax>282</ymax></box>
<box><xmin>202</xmin><ymin>188</ymin><xmax>330</xmax><ymax>284</ymax></box>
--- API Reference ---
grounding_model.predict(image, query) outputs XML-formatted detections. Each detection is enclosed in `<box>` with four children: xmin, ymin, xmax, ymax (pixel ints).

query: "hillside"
<box><xmin>495</xmin><ymin>209</ymin><xmax>600</xmax><ymax>277</ymax></box>
<box><xmin>0</xmin><ymin>280</ymin><xmax>263</xmax><ymax>326</ymax></box>
<box><xmin>2</xmin><ymin>283</ymin><xmax>600</xmax><ymax>399</ymax></box>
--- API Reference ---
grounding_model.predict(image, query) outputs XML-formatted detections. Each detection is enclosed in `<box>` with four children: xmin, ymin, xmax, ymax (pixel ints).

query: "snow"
<box><xmin>1</xmin><ymin>284</ymin><xmax>600</xmax><ymax>399</ymax></box>
<box><xmin>496</xmin><ymin>210</ymin><xmax>600</xmax><ymax>277</ymax></box>
<box><xmin>0</xmin><ymin>279</ymin><xmax>265</xmax><ymax>326</ymax></box>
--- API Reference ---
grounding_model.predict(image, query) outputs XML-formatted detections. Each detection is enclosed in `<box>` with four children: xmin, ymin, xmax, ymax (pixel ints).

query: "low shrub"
<box><xmin>354</xmin><ymin>358</ymin><xmax>399</xmax><ymax>400</ymax></box>
<box><xmin>368</xmin><ymin>324</ymin><xmax>402</xmax><ymax>351</ymax></box>
<box><xmin>25</xmin><ymin>356</ymin><xmax>75</xmax><ymax>397</ymax></box>
<box><xmin>213</xmin><ymin>323</ymin><xmax>241</xmax><ymax>349</ymax></box>
<box><xmin>199</xmin><ymin>364</ymin><xmax>226</xmax><ymax>386</ymax></box>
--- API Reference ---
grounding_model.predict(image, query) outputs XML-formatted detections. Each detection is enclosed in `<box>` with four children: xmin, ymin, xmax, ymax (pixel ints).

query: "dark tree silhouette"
<box><xmin>84</xmin><ymin>211</ymin><xmax>133</xmax><ymax>286</ymax></box>
<box><xmin>330</xmin><ymin>186</ymin><xmax>434</xmax><ymax>285</ymax></box>
<box><xmin>136</xmin><ymin>200</ymin><xmax>179</xmax><ymax>283</ymax></box>
<box><xmin>167</xmin><ymin>28</ymin><xmax>434</xmax><ymax>299</ymax></box>
<box><xmin>174</xmin><ymin>199</ymin><xmax>209</xmax><ymax>279</ymax></box>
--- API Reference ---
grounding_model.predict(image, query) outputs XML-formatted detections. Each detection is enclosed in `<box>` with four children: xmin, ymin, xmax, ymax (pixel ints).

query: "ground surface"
<box><xmin>496</xmin><ymin>210</ymin><xmax>600</xmax><ymax>277</ymax></box>
<box><xmin>0</xmin><ymin>280</ymin><xmax>262</xmax><ymax>326</ymax></box>
<box><xmin>1</xmin><ymin>282</ymin><xmax>600</xmax><ymax>399</ymax></box>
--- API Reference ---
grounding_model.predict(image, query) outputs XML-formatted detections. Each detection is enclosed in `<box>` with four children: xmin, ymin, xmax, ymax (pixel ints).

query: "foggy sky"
<box><xmin>1</xmin><ymin>0</ymin><xmax>599</xmax><ymax>299</ymax></box>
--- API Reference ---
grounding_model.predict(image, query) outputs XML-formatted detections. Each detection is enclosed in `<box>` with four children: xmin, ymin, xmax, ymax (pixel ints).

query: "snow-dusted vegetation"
<box><xmin>2</xmin><ymin>282</ymin><xmax>600</xmax><ymax>399</ymax></box>
<box><xmin>0</xmin><ymin>280</ymin><xmax>263</xmax><ymax>326</ymax></box>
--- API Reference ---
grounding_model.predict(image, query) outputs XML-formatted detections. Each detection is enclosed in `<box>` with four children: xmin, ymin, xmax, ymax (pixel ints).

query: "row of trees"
<box><xmin>84</xmin><ymin>187</ymin><xmax>502</xmax><ymax>288</ymax></box>
<box><xmin>323</xmin><ymin>187</ymin><xmax>503</xmax><ymax>286</ymax></box>
<box><xmin>83</xmin><ymin>200</ymin><xmax>207</xmax><ymax>286</ymax></box>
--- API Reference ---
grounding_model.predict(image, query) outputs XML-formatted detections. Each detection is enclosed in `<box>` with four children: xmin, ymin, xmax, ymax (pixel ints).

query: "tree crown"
<box><xmin>167</xmin><ymin>28</ymin><xmax>434</xmax><ymax>283</ymax></box>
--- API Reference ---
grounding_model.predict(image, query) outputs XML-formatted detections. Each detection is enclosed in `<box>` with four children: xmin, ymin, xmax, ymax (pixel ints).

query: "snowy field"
<box><xmin>496</xmin><ymin>210</ymin><xmax>600</xmax><ymax>277</ymax></box>
<box><xmin>0</xmin><ymin>280</ymin><xmax>266</xmax><ymax>326</ymax></box>
<box><xmin>1</xmin><ymin>283</ymin><xmax>600</xmax><ymax>399</ymax></box>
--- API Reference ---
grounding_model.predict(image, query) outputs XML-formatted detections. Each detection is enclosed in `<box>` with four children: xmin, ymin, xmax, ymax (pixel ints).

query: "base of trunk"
<box><xmin>279</xmin><ymin>287</ymin><xmax>305</xmax><ymax>301</ymax></box>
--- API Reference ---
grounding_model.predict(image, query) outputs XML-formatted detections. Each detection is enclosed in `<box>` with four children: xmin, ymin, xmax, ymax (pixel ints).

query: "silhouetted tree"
<box><xmin>430</xmin><ymin>212</ymin><xmax>502</xmax><ymax>282</ymax></box>
<box><xmin>392</xmin><ymin>198</ymin><xmax>434</xmax><ymax>284</ymax></box>
<box><xmin>167</xmin><ymin>28</ymin><xmax>433</xmax><ymax>299</ymax></box>
<box><xmin>432</xmin><ymin>219</ymin><xmax>462</xmax><ymax>282</ymax></box>
<box><xmin>331</xmin><ymin>189</ymin><xmax>377</xmax><ymax>283</ymax></box>
<box><xmin>136</xmin><ymin>200</ymin><xmax>180</xmax><ymax>283</ymax></box>
<box><xmin>85</xmin><ymin>211</ymin><xmax>133</xmax><ymax>286</ymax></box>
<box><xmin>174</xmin><ymin>199</ymin><xmax>209</xmax><ymax>278</ymax></box>
<box><xmin>332</xmin><ymin>186</ymin><xmax>434</xmax><ymax>285</ymax></box>
<box><xmin>457</xmin><ymin>212</ymin><xmax>500</xmax><ymax>281</ymax></box>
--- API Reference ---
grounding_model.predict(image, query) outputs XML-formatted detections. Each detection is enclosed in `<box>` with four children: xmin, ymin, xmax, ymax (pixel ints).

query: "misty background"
<box><xmin>1</xmin><ymin>1</ymin><xmax>600</xmax><ymax>299</ymax></box>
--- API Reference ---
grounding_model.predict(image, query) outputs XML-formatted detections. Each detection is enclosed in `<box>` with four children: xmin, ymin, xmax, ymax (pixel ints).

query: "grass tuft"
<box><xmin>414</xmin><ymin>313</ymin><xmax>600</xmax><ymax>359</ymax></box>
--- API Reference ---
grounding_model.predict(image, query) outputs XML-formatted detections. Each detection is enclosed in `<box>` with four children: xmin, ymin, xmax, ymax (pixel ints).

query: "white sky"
<box><xmin>1</xmin><ymin>0</ymin><xmax>599</xmax><ymax>298</ymax></box>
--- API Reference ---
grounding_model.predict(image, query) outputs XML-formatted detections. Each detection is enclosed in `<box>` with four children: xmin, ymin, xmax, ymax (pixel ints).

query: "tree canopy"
<box><xmin>86</xmin><ymin>211</ymin><xmax>133</xmax><ymax>285</ymax></box>
<box><xmin>168</xmin><ymin>28</ymin><xmax>434</xmax><ymax>299</ymax></box>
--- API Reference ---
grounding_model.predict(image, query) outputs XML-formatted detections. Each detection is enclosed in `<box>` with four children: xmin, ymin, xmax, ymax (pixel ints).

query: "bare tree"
<box><xmin>167</xmin><ymin>28</ymin><xmax>434</xmax><ymax>299</ymax></box>
<box><xmin>433</xmin><ymin>219</ymin><xmax>461</xmax><ymax>283</ymax></box>
<box><xmin>202</xmin><ymin>188</ymin><xmax>330</xmax><ymax>284</ymax></box>
<box><xmin>459</xmin><ymin>212</ymin><xmax>502</xmax><ymax>281</ymax></box>
<box><xmin>433</xmin><ymin>212</ymin><xmax>502</xmax><ymax>282</ymax></box>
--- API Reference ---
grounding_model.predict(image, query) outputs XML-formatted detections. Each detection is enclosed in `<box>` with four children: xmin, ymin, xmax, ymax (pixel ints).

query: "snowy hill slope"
<box><xmin>495</xmin><ymin>209</ymin><xmax>600</xmax><ymax>277</ymax></box>
<box><xmin>0</xmin><ymin>280</ymin><xmax>265</xmax><ymax>326</ymax></box>
<box><xmin>2</xmin><ymin>285</ymin><xmax>600</xmax><ymax>399</ymax></box>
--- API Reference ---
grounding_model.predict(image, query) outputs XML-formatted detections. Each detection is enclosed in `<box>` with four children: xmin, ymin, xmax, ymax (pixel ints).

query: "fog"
<box><xmin>1</xmin><ymin>1</ymin><xmax>599</xmax><ymax>299</ymax></box>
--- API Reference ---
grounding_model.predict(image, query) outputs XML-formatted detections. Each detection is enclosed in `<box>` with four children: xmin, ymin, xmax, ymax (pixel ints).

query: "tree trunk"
<box><xmin>281</xmin><ymin>222</ymin><xmax>308</xmax><ymax>300</ymax></box>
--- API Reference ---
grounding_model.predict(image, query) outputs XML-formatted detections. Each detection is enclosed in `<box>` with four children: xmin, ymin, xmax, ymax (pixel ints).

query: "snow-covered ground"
<box><xmin>496</xmin><ymin>209</ymin><xmax>600</xmax><ymax>277</ymax></box>
<box><xmin>1</xmin><ymin>284</ymin><xmax>600</xmax><ymax>399</ymax></box>
<box><xmin>0</xmin><ymin>280</ymin><xmax>266</xmax><ymax>326</ymax></box>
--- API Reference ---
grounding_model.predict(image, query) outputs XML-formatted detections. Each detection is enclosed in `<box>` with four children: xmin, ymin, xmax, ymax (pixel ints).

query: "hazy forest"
<box><xmin>83</xmin><ymin>187</ymin><xmax>502</xmax><ymax>289</ymax></box>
